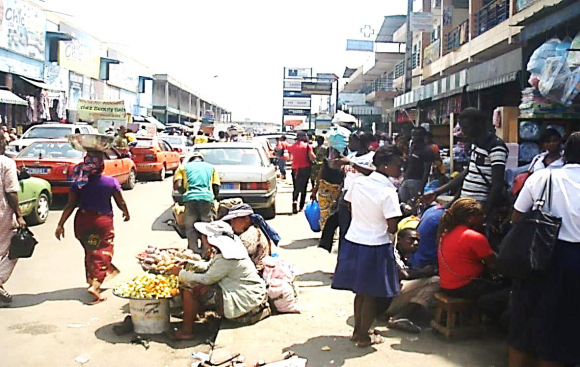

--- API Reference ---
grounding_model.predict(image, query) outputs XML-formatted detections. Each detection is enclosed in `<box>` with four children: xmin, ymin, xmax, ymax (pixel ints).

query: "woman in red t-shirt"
<box><xmin>437</xmin><ymin>198</ymin><xmax>500</xmax><ymax>300</ymax></box>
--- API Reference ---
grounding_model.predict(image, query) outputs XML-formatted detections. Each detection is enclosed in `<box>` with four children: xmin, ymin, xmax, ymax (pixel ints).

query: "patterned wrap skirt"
<box><xmin>74</xmin><ymin>210</ymin><xmax>119</xmax><ymax>285</ymax></box>
<box><xmin>317</xmin><ymin>179</ymin><xmax>341</xmax><ymax>230</ymax></box>
<box><xmin>332</xmin><ymin>238</ymin><xmax>400</xmax><ymax>298</ymax></box>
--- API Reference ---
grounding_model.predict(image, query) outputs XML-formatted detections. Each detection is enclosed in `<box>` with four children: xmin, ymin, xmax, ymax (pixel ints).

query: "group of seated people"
<box><xmin>168</xmin><ymin>203</ymin><xmax>278</xmax><ymax>340</ymax></box>
<box><xmin>382</xmin><ymin>198</ymin><xmax>510</xmax><ymax>333</ymax></box>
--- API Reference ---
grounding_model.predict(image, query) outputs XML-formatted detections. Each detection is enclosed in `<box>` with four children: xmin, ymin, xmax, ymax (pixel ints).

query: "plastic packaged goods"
<box><xmin>519</xmin><ymin>142</ymin><xmax>540</xmax><ymax>163</ymax></box>
<box><xmin>519</xmin><ymin>121</ymin><xmax>542</xmax><ymax>141</ymax></box>
<box><xmin>567</xmin><ymin>32</ymin><xmax>580</xmax><ymax>69</ymax></box>
<box><xmin>527</xmin><ymin>38</ymin><xmax>560</xmax><ymax>75</ymax></box>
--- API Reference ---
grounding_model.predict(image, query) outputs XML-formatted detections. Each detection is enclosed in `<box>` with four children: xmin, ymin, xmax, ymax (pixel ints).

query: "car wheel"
<box><xmin>27</xmin><ymin>191</ymin><xmax>50</xmax><ymax>225</ymax></box>
<box><xmin>157</xmin><ymin>164</ymin><xmax>166</xmax><ymax>181</ymax></box>
<box><xmin>122</xmin><ymin>169</ymin><xmax>137</xmax><ymax>190</ymax></box>
<box><xmin>262</xmin><ymin>200</ymin><xmax>276</xmax><ymax>220</ymax></box>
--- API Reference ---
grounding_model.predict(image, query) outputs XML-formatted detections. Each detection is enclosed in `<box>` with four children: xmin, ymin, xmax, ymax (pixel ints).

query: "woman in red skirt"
<box><xmin>55</xmin><ymin>153</ymin><xmax>130</xmax><ymax>304</ymax></box>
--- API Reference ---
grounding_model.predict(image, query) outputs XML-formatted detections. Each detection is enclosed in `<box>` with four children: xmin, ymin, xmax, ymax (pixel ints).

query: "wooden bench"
<box><xmin>430</xmin><ymin>292</ymin><xmax>482</xmax><ymax>339</ymax></box>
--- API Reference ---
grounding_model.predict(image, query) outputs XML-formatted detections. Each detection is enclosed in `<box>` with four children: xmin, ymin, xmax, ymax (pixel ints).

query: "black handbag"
<box><xmin>496</xmin><ymin>172</ymin><xmax>561</xmax><ymax>280</ymax></box>
<box><xmin>8</xmin><ymin>227</ymin><xmax>38</xmax><ymax>260</ymax></box>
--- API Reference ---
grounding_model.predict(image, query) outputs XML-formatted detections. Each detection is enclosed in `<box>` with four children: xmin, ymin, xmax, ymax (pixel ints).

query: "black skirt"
<box><xmin>509</xmin><ymin>240</ymin><xmax>580</xmax><ymax>365</ymax></box>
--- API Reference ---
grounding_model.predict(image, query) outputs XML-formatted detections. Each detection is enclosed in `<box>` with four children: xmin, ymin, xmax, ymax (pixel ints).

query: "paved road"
<box><xmin>0</xmin><ymin>176</ymin><xmax>508</xmax><ymax>367</ymax></box>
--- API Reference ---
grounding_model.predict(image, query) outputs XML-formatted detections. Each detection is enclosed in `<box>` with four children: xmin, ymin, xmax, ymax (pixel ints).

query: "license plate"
<box><xmin>138</xmin><ymin>164</ymin><xmax>155</xmax><ymax>168</ymax></box>
<box><xmin>28</xmin><ymin>167</ymin><xmax>49</xmax><ymax>175</ymax></box>
<box><xmin>221</xmin><ymin>183</ymin><xmax>239</xmax><ymax>190</ymax></box>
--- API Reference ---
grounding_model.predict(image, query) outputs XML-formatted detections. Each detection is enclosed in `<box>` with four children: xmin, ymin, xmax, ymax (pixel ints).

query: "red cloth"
<box><xmin>276</xmin><ymin>141</ymin><xmax>290</xmax><ymax>159</ymax></box>
<box><xmin>438</xmin><ymin>225</ymin><xmax>494</xmax><ymax>289</ymax></box>
<box><xmin>74</xmin><ymin>210</ymin><xmax>119</xmax><ymax>284</ymax></box>
<box><xmin>429</xmin><ymin>143</ymin><xmax>440</xmax><ymax>155</ymax></box>
<box><xmin>288</xmin><ymin>141</ymin><xmax>312</xmax><ymax>169</ymax></box>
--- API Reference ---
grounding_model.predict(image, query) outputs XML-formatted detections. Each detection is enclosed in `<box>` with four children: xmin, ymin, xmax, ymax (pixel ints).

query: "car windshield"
<box><xmin>24</xmin><ymin>127</ymin><xmax>71</xmax><ymax>139</ymax></box>
<box><xmin>162</xmin><ymin>137</ymin><xmax>184</xmax><ymax>146</ymax></box>
<box><xmin>134</xmin><ymin>139</ymin><xmax>154</xmax><ymax>148</ymax></box>
<box><xmin>19</xmin><ymin>142</ymin><xmax>84</xmax><ymax>159</ymax></box>
<box><xmin>194</xmin><ymin>148</ymin><xmax>264</xmax><ymax>166</ymax></box>
<box><xmin>267</xmin><ymin>137</ymin><xmax>296</xmax><ymax>146</ymax></box>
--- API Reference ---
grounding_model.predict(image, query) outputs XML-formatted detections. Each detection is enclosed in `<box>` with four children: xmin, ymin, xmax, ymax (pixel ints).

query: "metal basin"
<box><xmin>67</xmin><ymin>134</ymin><xmax>114</xmax><ymax>152</ymax></box>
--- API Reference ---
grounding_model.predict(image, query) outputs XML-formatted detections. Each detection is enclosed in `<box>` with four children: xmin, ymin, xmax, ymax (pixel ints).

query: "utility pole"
<box><xmin>404</xmin><ymin>0</ymin><xmax>413</xmax><ymax>93</ymax></box>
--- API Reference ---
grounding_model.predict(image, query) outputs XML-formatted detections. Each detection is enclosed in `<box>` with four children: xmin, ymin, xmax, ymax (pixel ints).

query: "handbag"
<box><xmin>9</xmin><ymin>227</ymin><xmax>39</xmax><ymax>259</ymax></box>
<box><xmin>496</xmin><ymin>172</ymin><xmax>561</xmax><ymax>280</ymax></box>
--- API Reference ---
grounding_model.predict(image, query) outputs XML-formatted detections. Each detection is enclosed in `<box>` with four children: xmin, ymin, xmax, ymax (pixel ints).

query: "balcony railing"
<box><xmin>394</xmin><ymin>60</ymin><xmax>405</xmax><ymax>79</ymax></box>
<box><xmin>424</xmin><ymin>39</ymin><xmax>441</xmax><ymax>66</ymax></box>
<box><xmin>474</xmin><ymin>0</ymin><xmax>510</xmax><ymax>38</ymax></box>
<box><xmin>360</xmin><ymin>78</ymin><xmax>398</xmax><ymax>95</ymax></box>
<box><xmin>445</xmin><ymin>19</ymin><xmax>469</xmax><ymax>54</ymax></box>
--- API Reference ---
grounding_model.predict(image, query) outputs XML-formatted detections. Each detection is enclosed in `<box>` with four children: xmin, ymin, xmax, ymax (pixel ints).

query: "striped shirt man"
<box><xmin>460</xmin><ymin>134</ymin><xmax>508</xmax><ymax>203</ymax></box>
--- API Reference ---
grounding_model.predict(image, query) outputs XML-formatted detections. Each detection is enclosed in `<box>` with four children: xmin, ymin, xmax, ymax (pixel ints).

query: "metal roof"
<box><xmin>375</xmin><ymin>15</ymin><xmax>407</xmax><ymax>43</ymax></box>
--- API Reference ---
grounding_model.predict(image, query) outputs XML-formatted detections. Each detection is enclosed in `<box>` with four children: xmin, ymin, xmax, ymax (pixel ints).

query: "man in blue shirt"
<box><xmin>174</xmin><ymin>152</ymin><xmax>221</xmax><ymax>253</ymax></box>
<box><xmin>409</xmin><ymin>204</ymin><xmax>445</xmax><ymax>269</ymax></box>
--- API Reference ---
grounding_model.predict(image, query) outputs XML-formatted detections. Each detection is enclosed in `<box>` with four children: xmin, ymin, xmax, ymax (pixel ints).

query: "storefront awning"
<box><xmin>432</xmin><ymin>87</ymin><xmax>464</xmax><ymax>101</ymax></box>
<box><xmin>517</xmin><ymin>0</ymin><xmax>580</xmax><ymax>41</ymax></box>
<box><xmin>467</xmin><ymin>71</ymin><xmax>519</xmax><ymax>92</ymax></box>
<box><xmin>0</xmin><ymin>90</ymin><xmax>27</xmax><ymax>105</ymax></box>
<box><xmin>145</xmin><ymin>115</ymin><xmax>166</xmax><ymax>130</ymax></box>
<box><xmin>20</xmin><ymin>76</ymin><xmax>66</xmax><ymax>92</ymax></box>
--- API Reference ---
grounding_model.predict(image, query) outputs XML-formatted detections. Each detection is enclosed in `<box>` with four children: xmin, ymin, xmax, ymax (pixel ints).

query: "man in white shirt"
<box><xmin>137</xmin><ymin>126</ymin><xmax>148</xmax><ymax>137</ymax></box>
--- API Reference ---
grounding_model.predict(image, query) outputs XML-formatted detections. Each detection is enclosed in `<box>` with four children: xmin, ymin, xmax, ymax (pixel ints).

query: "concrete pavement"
<box><xmin>0</xmin><ymin>176</ymin><xmax>508</xmax><ymax>367</ymax></box>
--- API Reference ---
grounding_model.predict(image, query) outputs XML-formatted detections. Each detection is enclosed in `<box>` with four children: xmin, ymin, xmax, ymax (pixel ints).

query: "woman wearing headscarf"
<box><xmin>55</xmin><ymin>153</ymin><xmax>130</xmax><ymax>305</ymax></box>
<box><xmin>168</xmin><ymin>221</ymin><xmax>268</xmax><ymax>340</ymax></box>
<box><xmin>220</xmin><ymin>203</ymin><xmax>281</xmax><ymax>274</ymax></box>
<box><xmin>0</xmin><ymin>133</ymin><xmax>26</xmax><ymax>303</ymax></box>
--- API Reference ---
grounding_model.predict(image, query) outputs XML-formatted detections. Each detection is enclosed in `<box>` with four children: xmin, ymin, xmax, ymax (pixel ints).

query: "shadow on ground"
<box><xmin>297</xmin><ymin>271</ymin><xmax>333</xmax><ymax>287</ymax></box>
<box><xmin>283</xmin><ymin>335</ymin><xmax>376</xmax><ymax>366</ymax></box>
<box><xmin>3</xmin><ymin>287</ymin><xmax>90</xmax><ymax>308</ymax></box>
<box><xmin>281</xmin><ymin>238</ymin><xmax>319</xmax><ymax>250</ymax></box>
<box><xmin>151</xmin><ymin>206</ymin><xmax>176</xmax><ymax>232</ymax></box>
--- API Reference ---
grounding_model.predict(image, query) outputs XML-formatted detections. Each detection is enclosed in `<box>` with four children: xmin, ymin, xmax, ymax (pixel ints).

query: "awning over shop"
<box><xmin>0</xmin><ymin>89</ymin><xmax>27</xmax><ymax>106</ymax></box>
<box><xmin>432</xmin><ymin>87</ymin><xmax>465</xmax><ymax>101</ymax></box>
<box><xmin>20</xmin><ymin>76</ymin><xmax>66</xmax><ymax>92</ymax></box>
<box><xmin>132</xmin><ymin>115</ymin><xmax>146</xmax><ymax>122</ymax></box>
<box><xmin>517</xmin><ymin>0</ymin><xmax>579</xmax><ymax>41</ymax></box>
<box><xmin>145</xmin><ymin>115</ymin><xmax>166</xmax><ymax>130</ymax></box>
<box><xmin>466</xmin><ymin>48</ymin><xmax>522</xmax><ymax>92</ymax></box>
<box><xmin>467</xmin><ymin>71</ymin><xmax>519</xmax><ymax>92</ymax></box>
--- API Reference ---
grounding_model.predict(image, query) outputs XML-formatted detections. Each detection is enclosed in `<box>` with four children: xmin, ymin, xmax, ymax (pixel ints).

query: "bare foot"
<box><xmin>356</xmin><ymin>334</ymin><xmax>384</xmax><ymax>348</ymax></box>
<box><xmin>170</xmin><ymin>329</ymin><xmax>195</xmax><ymax>341</ymax></box>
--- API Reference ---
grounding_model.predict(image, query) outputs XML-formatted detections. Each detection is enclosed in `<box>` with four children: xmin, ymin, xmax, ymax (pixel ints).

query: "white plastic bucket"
<box><xmin>129</xmin><ymin>298</ymin><xmax>170</xmax><ymax>334</ymax></box>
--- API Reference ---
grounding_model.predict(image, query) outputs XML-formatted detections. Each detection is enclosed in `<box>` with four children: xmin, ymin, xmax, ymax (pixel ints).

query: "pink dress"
<box><xmin>0</xmin><ymin>155</ymin><xmax>19</xmax><ymax>285</ymax></box>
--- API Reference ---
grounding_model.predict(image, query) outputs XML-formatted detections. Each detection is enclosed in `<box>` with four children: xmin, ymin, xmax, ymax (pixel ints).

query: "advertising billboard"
<box><xmin>283</xmin><ymin>97</ymin><xmax>311</xmax><ymax>109</ymax></box>
<box><xmin>59</xmin><ymin>23</ymin><xmax>101</xmax><ymax>80</ymax></box>
<box><xmin>284</xmin><ymin>67</ymin><xmax>311</xmax><ymax>79</ymax></box>
<box><xmin>346</xmin><ymin>39</ymin><xmax>374</xmax><ymax>52</ymax></box>
<box><xmin>283</xmin><ymin>80</ymin><xmax>302</xmax><ymax>91</ymax></box>
<box><xmin>283</xmin><ymin>109</ymin><xmax>310</xmax><ymax>116</ymax></box>
<box><xmin>0</xmin><ymin>0</ymin><xmax>46</xmax><ymax>61</ymax></box>
<box><xmin>301</xmin><ymin>82</ymin><xmax>332</xmax><ymax>96</ymax></box>
<box><xmin>410</xmin><ymin>12</ymin><xmax>434</xmax><ymax>33</ymax></box>
<box><xmin>338</xmin><ymin>93</ymin><xmax>366</xmax><ymax>106</ymax></box>
<box><xmin>78</xmin><ymin>99</ymin><xmax>126</xmax><ymax>122</ymax></box>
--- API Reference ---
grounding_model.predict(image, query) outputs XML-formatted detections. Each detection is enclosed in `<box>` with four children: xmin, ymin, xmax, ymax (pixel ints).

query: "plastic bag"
<box><xmin>538</xmin><ymin>56</ymin><xmax>569</xmax><ymax>99</ymax></box>
<box><xmin>527</xmin><ymin>38</ymin><xmax>559</xmax><ymax>75</ymax></box>
<box><xmin>8</xmin><ymin>228</ymin><xmax>38</xmax><ymax>259</ymax></box>
<box><xmin>267</xmin><ymin>279</ymin><xmax>300</xmax><ymax>313</ymax></box>
<box><xmin>567</xmin><ymin>32</ymin><xmax>580</xmax><ymax>69</ymax></box>
<box><xmin>304</xmin><ymin>200</ymin><xmax>321</xmax><ymax>232</ymax></box>
<box><xmin>519</xmin><ymin>142</ymin><xmax>540</xmax><ymax>163</ymax></box>
<box><xmin>519</xmin><ymin>121</ymin><xmax>541</xmax><ymax>141</ymax></box>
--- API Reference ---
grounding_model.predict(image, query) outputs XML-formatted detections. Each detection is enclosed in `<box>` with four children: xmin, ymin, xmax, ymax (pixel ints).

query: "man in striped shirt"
<box><xmin>421</xmin><ymin>108</ymin><xmax>508</xmax><ymax>217</ymax></box>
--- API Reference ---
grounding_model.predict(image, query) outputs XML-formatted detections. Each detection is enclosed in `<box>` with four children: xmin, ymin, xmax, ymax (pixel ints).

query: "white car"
<box><xmin>159</xmin><ymin>135</ymin><xmax>193</xmax><ymax>160</ymax></box>
<box><xmin>182</xmin><ymin>142</ymin><xmax>277</xmax><ymax>219</ymax></box>
<box><xmin>7</xmin><ymin>123</ymin><xmax>96</xmax><ymax>157</ymax></box>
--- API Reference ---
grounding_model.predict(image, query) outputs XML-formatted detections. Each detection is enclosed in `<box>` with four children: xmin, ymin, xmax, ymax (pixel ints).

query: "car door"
<box><xmin>17</xmin><ymin>176</ymin><xmax>36</xmax><ymax>216</ymax></box>
<box><xmin>103</xmin><ymin>148</ymin><xmax>124</xmax><ymax>183</ymax></box>
<box><xmin>160</xmin><ymin>140</ymin><xmax>177</xmax><ymax>169</ymax></box>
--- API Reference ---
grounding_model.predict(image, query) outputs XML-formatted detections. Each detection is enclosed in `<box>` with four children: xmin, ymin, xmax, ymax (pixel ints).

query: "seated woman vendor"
<box><xmin>220</xmin><ymin>203</ymin><xmax>279</xmax><ymax>274</ymax></box>
<box><xmin>168</xmin><ymin>221</ymin><xmax>268</xmax><ymax>340</ymax></box>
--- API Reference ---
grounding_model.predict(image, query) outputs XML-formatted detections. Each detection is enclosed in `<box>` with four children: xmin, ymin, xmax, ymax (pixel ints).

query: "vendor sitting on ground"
<box><xmin>220</xmin><ymin>203</ymin><xmax>280</xmax><ymax>274</ymax></box>
<box><xmin>385</xmin><ymin>227</ymin><xmax>439</xmax><ymax>333</ymax></box>
<box><xmin>168</xmin><ymin>221</ymin><xmax>268</xmax><ymax>340</ymax></box>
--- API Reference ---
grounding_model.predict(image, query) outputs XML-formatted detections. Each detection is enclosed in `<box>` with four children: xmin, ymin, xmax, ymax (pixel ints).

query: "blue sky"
<box><xmin>35</xmin><ymin>0</ymin><xmax>408</xmax><ymax>122</ymax></box>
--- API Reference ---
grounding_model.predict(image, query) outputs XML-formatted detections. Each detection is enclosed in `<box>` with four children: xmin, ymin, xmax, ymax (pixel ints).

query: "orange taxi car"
<box><xmin>130</xmin><ymin>137</ymin><xmax>181</xmax><ymax>180</ymax></box>
<box><xmin>14</xmin><ymin>140</ymin><xmax>137</xmax><ymax>195</ymax></box>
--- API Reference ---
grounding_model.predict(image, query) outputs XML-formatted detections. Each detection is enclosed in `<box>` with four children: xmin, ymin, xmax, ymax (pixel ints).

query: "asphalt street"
<box><xmin>0</xmin><ymin>176</ymin><xmax>508</xmax><ymax>367</ymax></box>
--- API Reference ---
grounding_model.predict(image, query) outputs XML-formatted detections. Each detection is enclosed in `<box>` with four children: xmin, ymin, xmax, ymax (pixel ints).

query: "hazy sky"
<box><xmin>35</xmin><ymin>0</ymin><xmax>407</xmax><ymax>122</ymax></box>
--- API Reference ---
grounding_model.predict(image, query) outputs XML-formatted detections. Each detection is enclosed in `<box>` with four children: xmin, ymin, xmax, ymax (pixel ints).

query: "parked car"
<box><xmin>7</xmin><ymin>123</ymin><xmax>96</xmax><ymax>157</ymax></box>
<box><xmin>159</xmin><ymin>135</ymin><xmax>193</xmax><ymax>160</ymax></box>
<box><xmin>14</xmin><ymin>140</ymin><xmax>137</xmax><ymax>194</ymax></box>
<box><xmin>253</xmin><ymin>136</ymin><xmax>276</xmax><ymax>163</ymax></box>
<box><xmin>130</xmin><ymin>137</ymin><xmax>181</xmax><ymax>180</ymax></box>
<box><xmin>17</xmin><ymin>169</ymin><xmax>52</xmax><ymax>225</ymax></box>
<box><xmin>182</xmin><ymin>142</ymin><xmax>277</xmax><ymax>219</ymax></box>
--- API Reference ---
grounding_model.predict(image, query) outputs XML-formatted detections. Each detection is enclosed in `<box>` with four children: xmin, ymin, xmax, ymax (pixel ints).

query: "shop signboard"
<box><xmin>78</xmin><ymin>99</ymin><xmax>126</xmax><ymax>122</ymax></box>
<box><xmin>107</xmin><ymin>50</ymin><xmax>151</xmax><ymax>92</ymax></box>
<box><xmin>43</xmin><ymin>63</ymin><xmax>69</xmax><ymax>93</ymax></box>
<box><xmin>346</xmin><ymin>39</ymin><xmax>374</xmax><ymax>52</ymax></box>
<box><xmin>410</xmin><ymin>12</ymin><xmax>434</xmax><ymax>33</ymax></box>
<box><xmin>283</xmin><ymin>97</ymin><xmax>311</xmax><ymax>109</ymax></box>
<box><xmin>283</xmin><ymin>90</ymin><xmax>308</xmax><ymax>98</ymax></box>
<box><xmin>338</xmin><ymin>93</ymin><xmax>366</xmax><ymax>106</ymax></box>
<box><xmin>0</xmin><ymin>50</ymin><xmax>42</xmax><ymax>79</ymax></box>
<box><xmin>284</xmin><ymin>67</ymin><xmax>311</xmax><ymax>79</ymax></box>
<box><xmin>283</xmin><ymin>80</ymin><xmax>302</xmax><ymax>91</ymax></box>
<box><xmin>301</xmin><ymin>82</ymin><xmax>332</xmax><ymax>96</ymax></box>
<box><xmin>317</xmin><ymin>73</ymin><xmax>338</xmax><ymax>81</ymax></box>
<box><xmin>0</xmin><ymin>0</ymin><xmax>46</xmax><ymax>61</ymax></box>
<box><xmin>59</xmin><ymin>23</ymin><xmax>101</xmax><ymax>80</ymax></box>
<box><xmin>315</xmin><ymin>118</ymin><xmax>332</xmax><ymax>130</ymax></box>
<box><xmin>283</xmin><ymin>108</ymin><xmax>310</xmax><ymax>116</ymax></box>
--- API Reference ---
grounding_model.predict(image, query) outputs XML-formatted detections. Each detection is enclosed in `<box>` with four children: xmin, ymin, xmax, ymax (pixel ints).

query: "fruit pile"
<box><xmin>136</xmin><ymin>246</ymin><xmax>201</xmax><ymax>273</ymax></box>
<box><xmin>113</xmin><ymin>273</ymin><xmax>180</xmax><ymax>299</ymax></box>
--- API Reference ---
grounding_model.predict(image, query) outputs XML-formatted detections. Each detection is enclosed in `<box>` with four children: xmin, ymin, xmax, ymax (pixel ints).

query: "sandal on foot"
<box><xmin>388</xmin><ymin>318</ymin><xmax>422</xmax><ymax>334</ymax></box>
<box><xmin>0</xmin><ymin>287</ymin><xmax>12</xmax><ymax>303</ymax></box>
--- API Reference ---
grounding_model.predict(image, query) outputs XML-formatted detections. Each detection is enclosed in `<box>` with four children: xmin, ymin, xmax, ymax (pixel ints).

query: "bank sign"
<box><xmin>0</xmin><ymin>0</ymin><xmax>46</xmax><ymax>61</ymax></box>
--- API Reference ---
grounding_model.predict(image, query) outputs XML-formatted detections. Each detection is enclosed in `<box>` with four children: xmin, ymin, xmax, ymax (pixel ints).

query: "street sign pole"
<box><xmin>404</xmin><ymin>0</ymin><xmax>413</xmax><ymax>93</ymax></box>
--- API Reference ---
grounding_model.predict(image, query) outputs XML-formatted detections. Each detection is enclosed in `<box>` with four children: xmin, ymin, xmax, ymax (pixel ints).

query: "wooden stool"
<box><xmin>430</xmin><ymin>292</ymin><xmax>481</xmax><ymax>339</ymax></box>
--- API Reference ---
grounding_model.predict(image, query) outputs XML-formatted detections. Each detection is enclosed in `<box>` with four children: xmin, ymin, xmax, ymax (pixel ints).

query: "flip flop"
<box><xmin>388</xmin><ymin>318</ymin><xmax>422</xmax><ymax>334</ymax></box>
<box><xmin>356</xmin><ymin>334</ymin><xmax>384</xmax><ymax>348</ymax></box>
<box><xmin>86</xmin><ymin>297</ymin><xmax>107</xmax><ymax>306</ymax></box>
<box><xmin>166</xmin><ymin>329</ymin><xmax>196</xmax><ymax>341</ymax></box>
